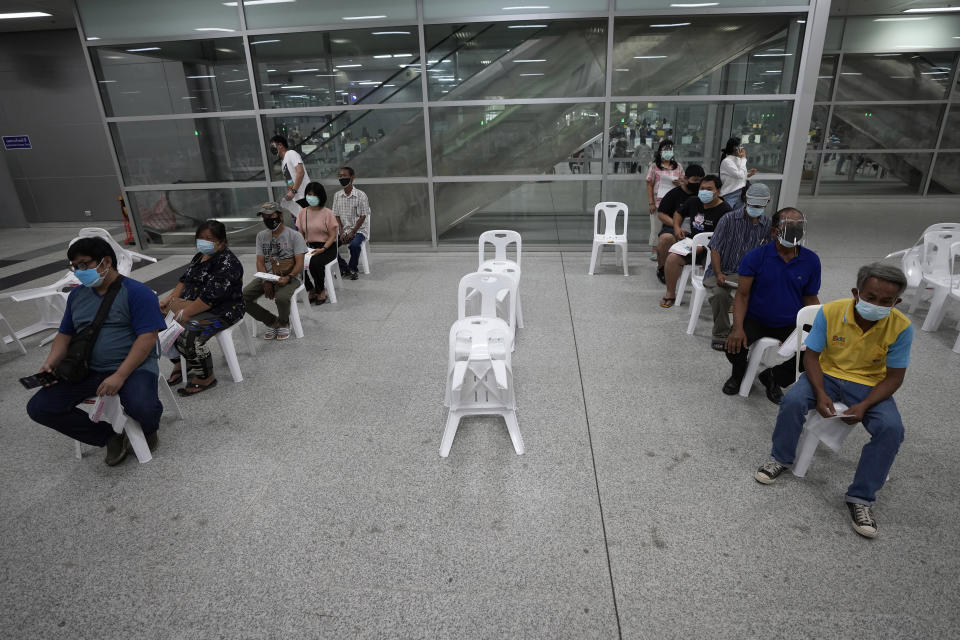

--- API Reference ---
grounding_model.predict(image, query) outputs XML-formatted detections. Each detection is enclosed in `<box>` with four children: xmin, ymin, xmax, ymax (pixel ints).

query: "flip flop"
<box><xmin>659</xmin><ymin>297</ymin><xmax>675</xmax><ymax>308</ymax></box>
<box><xmin>276</xmin><ymin>327</ymin><xmax>291</xmax><ymax>340</ymax></box>
<box><xmin>166</xmin><ymin>369</ymin><xmax>183</xmax><ymax>386</ymax></box>
<box><xmin>177</xmin><ymin>379</ymin><xmax>218</xmax><ymax>396</ymax></box>
<box><xmin>262</xmin><ymin>327</ymin><xmax>277</xmax><ymax>340</ymax></box>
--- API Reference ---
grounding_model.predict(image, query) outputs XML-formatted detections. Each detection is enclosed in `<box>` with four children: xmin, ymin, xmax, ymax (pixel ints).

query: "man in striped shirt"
<box><xmin>332</xmin><ymin>166</ymin><xmax>371</xmax><ymax>280</ymax></box>
<box><xmin>703</xmin><ymin>183</ymin><xmax>773</xmax><ymax>350</ymax></box>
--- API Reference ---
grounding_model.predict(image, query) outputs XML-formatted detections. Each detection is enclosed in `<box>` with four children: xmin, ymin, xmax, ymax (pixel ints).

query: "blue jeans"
<box><xmin>337</xmin><ymin>232</ymin><xmax>366</xmax><ymax>273</ymax></box>
<box><xmin>771</xmin><ymin>372</ymin><xmax>904</xmax><ymax>505</ymax></box>
<box><xmin>26</xmin><ymin>368</ymin><xmax>162</xmax><ymax>446</ymax></box>
<box><xmin>722</xmin><ymin>191</ymin><xmax>742</xmax><ymax>210</ymax></box>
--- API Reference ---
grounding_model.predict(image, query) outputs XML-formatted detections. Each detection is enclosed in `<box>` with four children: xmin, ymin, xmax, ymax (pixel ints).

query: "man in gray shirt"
<box><xmin>242</xmin><ymin>203</ymin><xmax>309</xmax><ymax>341</ymax></box>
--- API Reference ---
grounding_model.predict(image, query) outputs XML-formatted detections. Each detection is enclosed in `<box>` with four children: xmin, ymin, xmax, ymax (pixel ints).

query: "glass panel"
<box><xmin>824</xmin><ymin>17</ymin><xmax>844</xmax><ymax>51</ymax></box>
<box><xmin>816</xmin><ymin>153</ymin><xmax>931</xmax><ymax>196</ymax></box>
<box><xmin>729</xmin><ymin>102</ymin><xmax>793</xmax><ymax>173</ymax></box>
<box><xmin>244</xmin><ymin>0</ymin><xmax>416</xmax><ymax>30</ymax></box>
<box><xmin>816</xmin><ymin>55</ymin><xmax>836</xmax><ymax>102</ymax></box>
<box><xmin>839</xmin><ymin>15</ymin><xmax>960</xmax><ymax>54</ymax></box>
<box><xmin>91</xmin><ymin>39</ymin><xmax>251</xmax><ymax>117</ymax></box>
<box><xmin>112</xmin><ymin>118</ymin><xmax>263</xmax><ymax>185</ymax></box>
<box><xmin>250</xmin><ymin>29</ymin><xmax>422</xmax><ymax>109</ymax></box>
<box><xmin>940</xmin><ymin>108</ymin><xmax>960</xmax><ymax>149</ymax></box>
<box><xmin>430</xmin><ymin>103</ymin><xmax>603</xmax><ymax>176</ymax></box>
<box><xmin>424</xmin><ymin>0</ymin><xmax>606</xmax><ymax>19</ymax></box>
<box><xmin>829</xmin><ymin>105</ymin><xmax>943</xmax><ymax>150</ymax></box>
<box><xmin>337</xmin><ymin>183</ymin><xmax>432</xmax><ymax>241</ymax></box>
<box><xmin>612</xmin><ymin>15</ymin><xmax>804</xmax><ymax>96</ymax></box>
<box><xmin>130</xmin><ymin>188</ymin><xmax>270</xmax><ymax>248</ymax></box>
<box><xmin>928</xmin><ymin>153</ymin><xmax>960</xmax><ymax>194</ymax></box>
<box><xmin>607</xmin><ymin>102</ymin><xmax>712</xmax><ymax>174</ymax></box>
<box><xmin>435</xmin><ymin>181</ymin><xmax>601</xmax><ymax>243</ymax></box>
<box><xmin>800</xmin><ymin>152</ymin><xmax>820</xmax><ymax>196</ymax></box>
<box><xmin>617</xmin><ymin>0</ymin><xmax>807</xmax><ymax>7</ymax></box>
<box><xmin>835</xmin><ymin>53</ymin><xmax>955</xmax><ymax>101</ymax></box>
<box><xmin>424</xmin><ymin>21</ymin><xmax>607</xmax><ymax>101</ymax></box>
<box><xmin>78</xmin><ymin>0</ymin><xmax>240</xmax><ymax>41</ymax></box>
<box><xmin>808</xmin><ymin>105</ymin><xmax>829</xmax><ymax>152</ymax></box>
<box><xmin>263</xmin><ymin>109</ymin><xmax>427</xmax><ymax>180</ymax></box>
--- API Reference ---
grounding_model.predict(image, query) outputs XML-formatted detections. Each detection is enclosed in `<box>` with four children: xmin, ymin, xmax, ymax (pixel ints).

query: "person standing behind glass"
<box><xmin>333</xmin><ymin>166</ymin><xmax>371</xmax><ymax>280</ymax></box>
<box><xmin>295</xmin><ymin>182</ymin><xmax>339</xmax><ymax>305</ymax></box>
<box><xmin>718</xmin><ymin>137</ymin><xmax>758</xmax><ymax>210</ymax></box>
<box><xmin>270</xmin><ymin>134</ymin><xmax>310</xmax><ymax>223</ymax></box>
<box><xmin>646</xmin><ymin>139</ymin><xmax>684</xmax><ymax>262</ymax></box>
<box><xmin>160</xmin><ymin>220</ymin><xmax>244</xmax><ymax>396</ymax></box>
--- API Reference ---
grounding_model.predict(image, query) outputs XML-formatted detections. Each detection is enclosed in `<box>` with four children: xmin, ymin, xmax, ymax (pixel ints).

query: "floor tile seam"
<box><xmin>559</xmin><ymin>251</ymin><xmax>624</xmax><ymax>640</ymax></box>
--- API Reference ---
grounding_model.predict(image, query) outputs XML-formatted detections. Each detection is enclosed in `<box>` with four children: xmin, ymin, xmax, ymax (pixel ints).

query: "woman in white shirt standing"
<box><xmin>718</xmin><ymin>137</ymin><xmax>757</xmax><ymax>210</ymax></box>
<box><xmin>645</xmin><ymin>139</ymin><xmax>684</xmax><ymax>261</ymax></box>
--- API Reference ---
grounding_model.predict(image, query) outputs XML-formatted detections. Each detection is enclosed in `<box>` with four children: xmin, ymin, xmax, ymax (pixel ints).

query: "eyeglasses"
<box><xmin>68</xmin><ymin>258</ymin><xmax>102</xmax><ymax>272</ymax></box>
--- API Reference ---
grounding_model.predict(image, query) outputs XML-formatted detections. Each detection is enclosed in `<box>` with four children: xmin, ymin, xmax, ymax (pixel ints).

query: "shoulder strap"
<box><xmin>79</xmin><ymin>275</ymin><xmax>126</xmax><ymax>358</ymax></box>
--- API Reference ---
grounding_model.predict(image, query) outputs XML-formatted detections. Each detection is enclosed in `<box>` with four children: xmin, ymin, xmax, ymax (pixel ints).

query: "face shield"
<box><xmin>777</xmin><ymin>218</ymin><xmax>806</xmax><ymax>247</ymax></box>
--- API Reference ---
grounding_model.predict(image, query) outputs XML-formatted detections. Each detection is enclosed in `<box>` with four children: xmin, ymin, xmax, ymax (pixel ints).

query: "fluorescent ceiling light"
<box><xmin>315</xmin><ymin>74</ymin><xmax>337</xmax><ymax>76</ymax></box>
<box><xmin>514</xmin><ymin>59</ymin><xmax>546</xmax><ymax>63</ymax></box>
<box><xmin>262</xmin><ymin>83</ymin><xmax>281</xmax><ymax>86</ymax></box>
<box><xmin>224</xmin><ymin>79</ymin><xmax>248</xmax><ymax>83</ymax></box>
<box><xmin>195</xmin><ymin>27</ymin><xmax>236</xmax><ymax>32</ymax></box>
<box><xmin>840</xmin><ymin>72</ymin><xmax>862</xmax><ymax>75</ymax></box>
<box><xmin>250</xmin><ymin>40</ymin><xmax>281</xmax><ymax>45</ymax></box>
<box><xmin>336</xmin><ymin>64</ymin><xmax>362</xmax><ymax>68</ymax></box>
<box><xmin>289</xmin><ymin>68</ymin><xmax>319</xmax><ymax>72</ymax></box>
<box><xmin>86</xmin><ymin>37</ymin><xmax>101</xmax><ymax>40</ymax></box>
<box><xmin>281</xmin><ymin>85</ymin><xmax>305</xmax><ymax>88</ymax></box>
<box><xmin>615</xmin><ymin>68</ymin><xmax>630</xmax><ymax>71</ymax></box>
<box><xmin>357</xmin><ymin>81</ymin><xmax>380</xmax><ymax>85</ymax></box>
<box><xmin>508</xmin><ymin>24</ymin><xmax>547</xmax><ymax>28</ymax></box>
<box><xmin>373</xmin><ymin>54</ymin><xmax>392</xmax><ymax>58</ymax></box>
<box><xmin>519</xmin><ymin>72</ymin><xmax>544</xmax><ymax>76</ymax></box>
<box><xmin>670</xmin><ymin>2</ymin><xmax>718</xmax><ymax>6</ymax></box>
<box><xmin>874</xmin><ymin>17</ymin><xmax>930</xmax><ymax>22</ymax></box>
<box><xmin>502</xmin><ymin>5</ymin><xmax>550</xmax><ymax>8</ymax></box>
<box><xmin>634</xmin><ymin>55</ymin><xmax>667</xmax><ymax>59</ymax></box>
<box><xmin>0</xmin><ymin>12</ymin><xmax>52</xmax><ymax>19</ymax></box>
<box><xmin>903</xmin><ymin>7</ymin><xmax>960</xmax><ymax>12</ymax></box>
<box><xmin>650</xmin><ymin>23</ymin><xmax>691</xmax><ymax>27</ymax></box>
<box><xmin>796</xmin><ymin>20</ymin><xmax>805</xmax><ymax>23</ymax></box>
<box><xmin>266</xmin><ymin>68</ymin><xmax>276</xmax><ymax>72</ymax></box>
<box><xmin>223</xmin><ymin>0</ymin><xmax>295</xmax><ymax>5</ymax></box>
<box><xmin>922</xmin><ymin>71</ymin><xmax>950</xmax><ymax>74</ymax></box>
<box><xmin>126</xmin><ymin>47</ymin><xmax>161</xmax><ymax>52</ymax></box>
<box><xmin>393</xmin><ymin>53</ymin><xmax>413</xmax><ymax>57</ymax></box>
<box><xmin>372</xmin><ymin>31</ymin><xmax>410</xmax><ymax>35</ymax></box>
<box><xmin>187</xmin><ymin>75</ymin><xmax>217</xmax><ymax>78</ymax></box>
<box><xmin>764</xmin><ymin>70</ymin><xmax>782</xmax><ymax>74</ymax></box>
<box><xmin>343</xmin><ymin>15</ymin><xmax>386</xmax><ymax>20</ymax></box>
<box><xmin>753</xmin><ymin>53</ymin><xmax>792</xmax><ymax>57</ymax></box>
<box><xmin>97</xmin><ymin>80</ymin><xmax>117</xmax><ymax>83</ymax></box>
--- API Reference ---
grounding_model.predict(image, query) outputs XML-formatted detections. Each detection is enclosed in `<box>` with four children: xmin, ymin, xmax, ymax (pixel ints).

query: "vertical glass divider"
<box><xmin>600</xmin><ymin>0</ymin><xmax>615</xmax><ymax>201</ymax></box>
<box><xmin>239</xmin><ymin>6</ymin><xmax>274</xmax><ymax>203</ymax></box>
<box><xmin>417</xmin><ymin>0</ymin><xmax>438</xmax><ymax>247</ymax></box>
<box><xmin>925</xmin><ymin>59</ymin><xmax>960</xmax><ymax>195</ymax></box>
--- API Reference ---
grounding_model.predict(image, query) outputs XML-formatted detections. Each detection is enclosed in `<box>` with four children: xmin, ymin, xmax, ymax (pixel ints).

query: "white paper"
<box><xmin>668</xmin><ymin>238</ymin><xmax>694</xmax><ymax>256</ymax></box>
<box><xmin>253</xmin><ymin>271</ymin><xmax>281</xmax><ymax>281</ymax></box>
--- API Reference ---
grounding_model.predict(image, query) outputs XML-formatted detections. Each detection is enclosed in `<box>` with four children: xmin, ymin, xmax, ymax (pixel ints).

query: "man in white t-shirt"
<box><xmin>270</xmin><ymin>135</ymin><xmax>310</xmax><ymax>220</ymax></box>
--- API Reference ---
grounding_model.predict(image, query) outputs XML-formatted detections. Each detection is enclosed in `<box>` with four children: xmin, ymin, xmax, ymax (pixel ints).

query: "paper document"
<box><xmin>668</xmin><ymin>238</ymin><xmax>694</xmax><ymax>256</ymax></box>
<box><xmin>253</xmin><ymin>272</ymin><xmax>281</xmax><ymax>281</ymax></box>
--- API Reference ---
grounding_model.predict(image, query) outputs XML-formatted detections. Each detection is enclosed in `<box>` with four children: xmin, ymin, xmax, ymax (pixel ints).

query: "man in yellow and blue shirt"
<box><xmin>754</xmin><ymin>263</ymin><xmax>913</xmax><ymax>539</ymax></box>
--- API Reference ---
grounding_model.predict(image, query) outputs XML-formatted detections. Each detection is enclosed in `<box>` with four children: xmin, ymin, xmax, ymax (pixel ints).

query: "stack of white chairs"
<box><xmin>885</xmin><ymin>223</ymin><xmax>960</xmax><ymax>314</ymax></box>
<box><xmin>588</xmin><ymin>202</ymin><xmax>629</xmax><ymax>276</ymax></box>
<box><xmin>441</xmin><ymin>230</ymin><xmax>526</xmax><ymax>457</ymax></box>
<box><xmin>477</xmin><ymin>230</ymin><xmax>524</xmax><ymax>329</ymax></box>
<box><xmin>912</xmin><ymin>228</ymin><xmax>960</xmax><ymax>334</ymax></box>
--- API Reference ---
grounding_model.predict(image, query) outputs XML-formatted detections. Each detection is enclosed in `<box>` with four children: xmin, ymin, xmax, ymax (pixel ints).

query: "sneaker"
<box><xmin>754</xmin><ymin>460</ymin><xmax>788</xmax><ymax>484</ymax></box>
<box><xmin>349</xmin><ymin>270</ymin><xmax>359</xmax><ymax>280</ymax></box>
<box><xmin>146</xmin><ymin>431</ymin><xmax>159</xmax><ymax>453</ymax></box>
<box><xmin>649</xmin><ymin>251</ymin><xmax>658</xmax><ymax>262</ymax></box>
<box><xmin>847</xmin><ymin>502</ymin><xmax>878</xmax><ymax>538</ymax></box>
<box><xmin>104</xmin><ymin>433</ymin><xmax>130</xmax><ymax>466</ymax></box>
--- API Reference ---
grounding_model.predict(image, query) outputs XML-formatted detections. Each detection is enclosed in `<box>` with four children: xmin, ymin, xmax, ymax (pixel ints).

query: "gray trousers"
<box><xmin>242</xmin><ymin>277</ymin><xmax>299</xmax><ymax>326</ymax></box>
<box><xmin>702</xmin><ymin>273</ymin><xmax>739</xmax><ymax>340</ymax></box>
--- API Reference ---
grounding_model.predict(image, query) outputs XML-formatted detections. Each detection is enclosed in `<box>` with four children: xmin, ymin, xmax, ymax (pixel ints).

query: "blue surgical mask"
<box><xmin>661</xmin><ymin>150</ymin><xmax>674</xmax><ymax>160</ymax></box>
<box><xmin>305</xmin><ymin>195</ymin><xmax>321</xmax><ymax>207</ymax></box>
<box><xmin>746</xmin><ymin>206</ymin><xmax>764</xmax><ymax>218</ymax></box>
<box><xmin>698</xmin><ymin>190</ymin><xmax>713</xmax><ymax>204</ymax></box>
<box><xmin>196</xmin><ymin>239</ymin><xmax>216</xmax><ymax>255</ymax></box>
<box><xmin>855</xmin><ymin>298</ymin><xmax>892</xmax><ymax>322</ymax></box>
<box><xmin>74</xmin><ymin>259</ymin><xmax>104</xmax><ymax>288</ymax></box>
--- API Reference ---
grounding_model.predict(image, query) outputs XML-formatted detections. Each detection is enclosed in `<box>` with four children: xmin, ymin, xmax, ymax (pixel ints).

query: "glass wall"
<box><xmin>76</xmin><ymin>0</ymin><xmax>818</xmax><ymax>247</ymax></box>
<box><xmin>802</xmin><ymin>13</ymin><xmax>960</xmax><ymax>196</ymax></box>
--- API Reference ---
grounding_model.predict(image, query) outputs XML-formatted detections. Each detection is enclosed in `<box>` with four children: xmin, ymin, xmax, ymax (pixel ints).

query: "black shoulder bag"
<box><xmin>55</xmin><ymin>275</ymin><xmax>125</xmax><ymax>383</ymax></box>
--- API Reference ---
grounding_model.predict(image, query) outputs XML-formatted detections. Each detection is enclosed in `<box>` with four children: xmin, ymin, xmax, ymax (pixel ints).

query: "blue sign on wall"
<box><xmin>2</xmin><ymin>135</ymin><xmax>31</xmax><ymax>150</ymax></box>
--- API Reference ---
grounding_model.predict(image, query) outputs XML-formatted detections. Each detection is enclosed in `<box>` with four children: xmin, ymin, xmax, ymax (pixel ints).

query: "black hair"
<box><xmin>67</xmin><ymin>237</ymin><xmax>117</xmax><ymax>270</ymax></box>
<box><xmin>684</xmin><ymin>164</ymin><xmax>705</xmax><ymax>178</ymax></box>
<box><xmin>721</xmin><ymin>136</ymin><xmax>741</xmax><ymax>157</ymax></box>
<box><xmin>196</xmin><ymin>219</ymin><xmax>227</xmax><ymax>245</ymax></box>
<box><xmin>303</xmin><ymin>181</ymin><xmax>327</xmax><ymax>207</ymax></box>
<box><xmin>270</xmin><ymin>134</ymin><xmax>289</xmax><ymax>149</ymax></box>
<box><xmin>340</xmin><ymin>166</ymin><xmax>355</xmax><ymax>177</ymax></box>
<box><xmin>701</xmin><ymin>174</ymin><xmax>722</xmax><ymax>190</ymax></box>
<box><xmin>653</xmin><ymin>139</ymin><xmax>678</xmax><ymax>170</ymax></box>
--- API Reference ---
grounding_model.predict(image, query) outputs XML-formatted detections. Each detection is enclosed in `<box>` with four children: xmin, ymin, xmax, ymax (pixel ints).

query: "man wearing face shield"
<box><xmin>755</xmin><ymin>264</ymin><xmax>913</xmax><ymax>539</ymax></box>
<box><xmin>724</xmin><ymin>208</ymin><xmax>821</xmax><ymax>404</ymax></box>
<box><xmin>703</xmin><ymin>183</ymin><xmax>773</xmax><ymax>349</ymax></box>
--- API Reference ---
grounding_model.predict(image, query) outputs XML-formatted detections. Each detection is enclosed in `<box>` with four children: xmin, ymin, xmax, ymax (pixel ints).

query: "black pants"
<box><xmin>171</xmin><ymin>311</ymin><xmax>233</xmax><ymax>380</ymax></box>
<box><xmin>304</xmin><ymin>243</ymin><xmax>338</xmax><ymax>294</ymax></box>
<box><xmin>725</xmin><ymin>315</ymin><xmax>800</xmax><ymax>388</ymax></box>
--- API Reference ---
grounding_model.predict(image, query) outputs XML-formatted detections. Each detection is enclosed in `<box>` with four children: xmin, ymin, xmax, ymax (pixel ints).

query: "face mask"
<box><xmin>263</xmin><ymin>216</ymin><xmax>281</xmax><ymax>230</ymax></box>
<box><xmin>745</xmin><ymin>206</ymin><xmax>765</xmax><ymax>218</ymax></box>
<box><xmin>196</xmin><ymin>239</ymin><xmax>217</xmax><ymax>254</ymax></box>
<box><xmin>697</xmin><ymin>190</ymin><xmax>713</xmax><ymax>204</ymax></box>
<box><xmin>856</xmin><ymin>298</ymin><xmax>893</xmax><ymax>322</ymax></box>
<box><xmin>778</xmin><ymin>221</ymin><xmax>805</xmax><ymax>247</ymax></box>
<box><xmin>74</xmin><ymin>259</ymin><xmax>105</xmax><ymax>288</ymax></box>
<box><xmin>661</xmin><ymin>150</ymin><xmax>674</xmax><ymax>160</ymax></box>
<box><xmin>339</xmin><ymin>177</ymin><xmax>351</xmax><ymax>187</ymax></box>
<box><xmin>305</xmin><ymin>195</ymin><xmax>321</xmax><ymax>207</ymax></box>
<box><xmin>270</xmin><ymin>146</ymin><xmax>279</xmax><ymax>157</ymax></box>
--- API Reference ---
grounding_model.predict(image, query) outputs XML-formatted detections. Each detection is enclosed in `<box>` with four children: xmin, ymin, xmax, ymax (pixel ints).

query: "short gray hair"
<box><xmin>857</xmin><ymin>262</ymin><xmax>908</xmax><ymax>295</ymax></box>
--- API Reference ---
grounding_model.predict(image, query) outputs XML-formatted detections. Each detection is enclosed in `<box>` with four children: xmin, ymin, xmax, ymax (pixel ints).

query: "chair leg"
<box><xmin>124</xmin><ymin>419</ymin><xmax>153</xmax><ymax>463</ymax></box>
<box><xmin>158</xmin><ymin>377</ymin><xmax>184</xmax><ymax>420</ymax></box>
<box><xmin>738</xmin><ymin>349</ymin><xmax>765</xmax><ymax>398</ymax></box>
<box><xmin>290</xmin><ymin>290</ymin><xmax>305</xmax><ymax>339</ymax></box>
<box><xmin>791</xmin><ymin>426</ymin><xmax>819</xmax><ymax>478</ymax></box>
<box><xmin>686</xmin><ymin>288</ymin><xmax>705</xmax><ymax>335</ymax></box>
<box><xmin>0</xmin><ymin>315</ymin><xmax>26</xmax><ymax>355</ymax></box>
<box><xmin>439</xmin><ymin>410</ymin><xmax>462</xmax><ymax>457</ymax></box>
<box><xmin>588</xmin><ymin>243</ymin><xmax>600</xmax><ymax>275</ymax></box>
<box><xmin>359</xmin><ymin>242</ymin><xmax>371</xmax><ymax>274</ymax></box>
<box><xmin>503</xmin><ymin>410</ymin><xmax>525</xmax><ymax>455</ymax></box>
<box><xmin>516</xmin><ymin>292</ymin><xmax>524</xmax><ymax>329</ymax></box>
<box><xmin>324</xmin><ymin>263</ymin><xmax>339</xmax><ymax>304</ymax></box>
<box><xmin>215</xmin><ymin>330</ymin><xmax>244</xmax><ymax>382</ymax></box>
<box><xmin>74</xmin><ymin>440</ymin><xmax>83</xmax><ymax>460</ymax></box>
<box><xmin>620</xmin><ymin>244</ymin><xmax>629</xmax><ymax>276</ymax></box>
<box><xmin>675</xmin><ymin>266</ymin><xmax>691</xmax><ymax>307</ymax></box>
<box><xmin>953</xmin><ymin>322</ymin><xmax>960</xmax><ymax>354</ymax></box>
<box><xmin>920</xmin><ymin>285</ymin><xmax>950</xmax><ymax>332</ymax></box>
<box><xmin>243</xmin><ymin>318</ymin><xmax>258</xmax><ymax>356</ymax></box>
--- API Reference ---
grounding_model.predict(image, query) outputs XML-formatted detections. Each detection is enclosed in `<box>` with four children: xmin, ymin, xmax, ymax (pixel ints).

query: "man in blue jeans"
<box><xmin>333</xmin><ymin>166</ymin><xmax>371</xmax><ymax>280</ymax></box>
<box><xmin>26</xmin><ymin>237</ymin><xmax>166</xmax><ymax>466</ymax></box>
<box><xmin>754</xmin><ymin>263</ymin><xmax>913</xmax><ymax>538</ymax></box>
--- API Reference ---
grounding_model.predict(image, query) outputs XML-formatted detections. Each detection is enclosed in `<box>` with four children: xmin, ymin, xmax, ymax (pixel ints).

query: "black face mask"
<box><xmin>263</xmin><ymin>216</ymin><xmax>281</xmax><ymax>230</ymax></box>
<box><xmin>339</xmin><ymin>177</ymin><xmax>351</xmax><ymax>187</ymax></box>
<box><xmin>270</xmin><ymin>146</ymin><xmax>279</xmax><ymax>157</ymax></box>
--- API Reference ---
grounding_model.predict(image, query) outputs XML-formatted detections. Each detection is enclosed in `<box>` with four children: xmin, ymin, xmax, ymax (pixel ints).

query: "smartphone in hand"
<box><xmin>19</xmin><ymin>371</ymin><xmax>57</xmax><ymax>389</ymax></box>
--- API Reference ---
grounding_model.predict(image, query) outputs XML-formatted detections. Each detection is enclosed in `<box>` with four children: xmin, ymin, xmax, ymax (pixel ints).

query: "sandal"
<box><xmin>711</xmin><ymin>339</ymin><xmax>727</xmax><ymax>351</ymax></box>
<box><xmin>166</xmin><ymin>368</ymin><xmax>183</xmax><ymax>386</ymax></box>
<box><xmin>659</xmin><ymin>297</ymin><xmax>675</xmax><ymax>309</ymax></box>
<box><xmin>262</xmin><ymin>327</ymin><xmax>277</xmax><ymax>340</ymax></box>
<box><xmin>177</xmin><ymin>379</ymin><xmax>218</xmax><ymax>396</ymax></box>
<box><xmin>276</xmin><ymin>327</ymin><xmax>291</xmax><ymax>341</ymax></box>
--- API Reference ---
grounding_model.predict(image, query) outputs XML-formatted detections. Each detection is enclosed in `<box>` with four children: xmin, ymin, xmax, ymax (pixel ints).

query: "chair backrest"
<box><xmin>69</xmin><ymin>229</ymin><xmax>134</xmax><ymax>276</ymax></box>
<box><xmin>919</xmin><ymin>229</ymin><xmax>960</xmax><ymax>276</ymax></box>
<box><xmin>593</xmin><ymin>202</ymin><xmax>628</xmax><ymax>239</ymax></box>
<box><xmin>690</xmin><ymin>232</ymin><xmax>713</xmax><ymax>281</ymax></box>
<box><xmin>479</xmin><ymin>230</ymin><xmax>522</xmax><ymax>269</ymax></box>
<box><xmin>458</xmin><ymin>272</ymin><xmax>517</xmax><ymax>329</ymax></box>
<box><xmin>950</xmin><ymin>241</ymin><xmax>960</xmax><ymax>283</ymax></box>
<box><xmin>795</xmin><ymin>304</ymin><xmax>822</xmax><ymax>381</ymax></box>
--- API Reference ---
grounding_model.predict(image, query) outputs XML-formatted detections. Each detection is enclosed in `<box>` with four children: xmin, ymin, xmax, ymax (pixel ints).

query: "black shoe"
<box><xmin>656</xmin><ymin>267</ymin><xmax>666</xmax><ymax>284</ymax></box>
<box><xmin>759</xmin><ymin>370</ymin><xmax>783</xmax><ymax>405</ymax></box>
<box><xmin>146</xmin><ymin>431</ymin><xmax>159</xmax><ymax>453</ymax></box>
<box><xmin>847</xmin><ymin>502</ymin><xmax>877</xmax><ymax>538</ymax></box>
<box><xmin>722</xmin><ymin>375</ymin><xmax>742</xmax><ymax>395</ymax></box>
<box><xmin>104</xmin><ymin>433</ymin><xmax>130</xmax><ymax>466</ymax></box>
<box><xmin>349</xmin><ymin>270</ymin><xmax>359</xmax><ymax>280</ymax></box>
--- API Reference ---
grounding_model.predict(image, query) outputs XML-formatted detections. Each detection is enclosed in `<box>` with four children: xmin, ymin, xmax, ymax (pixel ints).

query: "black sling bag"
<box><xmin>55</xmin><ymin>275</ymin><xmax>125</xmax><ymax>383</ymax></box>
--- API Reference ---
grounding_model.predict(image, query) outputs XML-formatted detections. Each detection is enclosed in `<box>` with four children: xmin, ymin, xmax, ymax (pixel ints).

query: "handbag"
<box><xmin>55</xmin><ymin>276</ymin><xmax>125</xmax><ymax>383</ymax></box>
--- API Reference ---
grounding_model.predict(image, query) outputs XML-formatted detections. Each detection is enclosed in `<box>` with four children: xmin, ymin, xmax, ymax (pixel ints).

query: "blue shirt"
<box><xmin>738</xmin><ymin>242</ymin><xmax>821</xmax><ymax>327</ymax></box>
<box><xmin>59</xmin><ymin>277</ymin><xmax>166</xmax><ymax>376</ymax></box>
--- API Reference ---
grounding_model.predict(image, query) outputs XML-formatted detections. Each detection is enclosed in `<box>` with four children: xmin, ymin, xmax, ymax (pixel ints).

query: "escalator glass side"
<box><xmin>817</xmin><ymin>153</ymin><xmax>932</xmax><ymax>196</ymax></box>
<box><xmin>836</xmin><ymin>52</ymin><xmax>956</xmax><ymax>101</ymax></box>
<box><xmin>829</xmin><ymin>104</ymin><xmax>944</xmax><ymax>150</ymax></box>
<box><xmin>928</xmin><ymin>154</ymin><xmax>960</xmax><ymax>195</ymax></box>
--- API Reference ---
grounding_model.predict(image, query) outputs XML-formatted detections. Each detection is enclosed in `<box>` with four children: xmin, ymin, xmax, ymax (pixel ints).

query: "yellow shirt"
<box><xmin>810</xmin><ymin>298</ymin><xmax>913</xmax><ymax>387</ymax></box>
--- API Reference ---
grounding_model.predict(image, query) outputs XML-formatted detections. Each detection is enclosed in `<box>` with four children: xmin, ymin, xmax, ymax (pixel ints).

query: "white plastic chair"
<box><xmin>73</xmin><ymin>227</ymin><xmax>157</xmax><ymax>276</ymax></box>
<box><xmin>588</xmin><ymin>202</ymin><xmax>629</xmax><ymax>276</ymax></box>
<box><xmin>359</xmin><ymin>238</ymin><xmax>371</xmax><ymax>275</ymax></box>
<box><xmin>738</xmin><ymin>336</ymin><xmax>792</xmax><ymax>398</ymax></box>
<box><xmin>177</xmin><ymin>321</ymin><xmax>255</xmax><ymax>384</ymax></box>
<box><xmin>886</xmin><ymin>223</ymin><xmax>960</xmax><ymax>313</ymax></box>
<box><xmin>793</xmin><ymin>304</ymin><xmax>822</xmax><ymax>382</ymax></box>
<box><xmin>682</xmin><ymin>232</ymin><xmax>714</xmax><ymax>329</ymax></box>
<box><xmin>478</xmin><ymin>230</ymin><xmax>524</xmax><ymax>329</ymax></box>
<box><xmin>918</xmin><ymin>231</ymin><xmax>960</xmax><ymax>332</ymax></box>
<box><xmin>247</xmin><ymin>270</ymin><xmax>310</xmax><ymax>339</ymax></box>
<box><xmin>73</xmin><ymin>372</ymin><xmax>183</xmax><ymax>462</ymax></box>
<box><xmin>0</xmin><ymin>311</ymin><xmax>27</xmax><ymax>355</ymax></box>
<box><xmin>792</xmin><ymin>402</ymin><xmax>855</xmax><ymax>478</ymax></box>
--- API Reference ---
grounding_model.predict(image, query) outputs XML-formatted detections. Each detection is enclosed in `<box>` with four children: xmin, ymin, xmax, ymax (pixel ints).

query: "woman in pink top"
<box><xmin>295</xmin><ymin>182</ymin><xmax>339</xmax><ymax>305</ymax></box>
<box><xmin>645</xmin><ymin>139</ymin><xmax>684</xmax><ymax>260</ymax></box>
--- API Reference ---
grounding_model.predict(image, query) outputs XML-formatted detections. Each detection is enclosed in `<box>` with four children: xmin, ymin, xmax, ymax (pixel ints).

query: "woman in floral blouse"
<box><xmin>159</xmin><ymin>220</ymin><xmax>244</xmax><ymax>396</ymax></box>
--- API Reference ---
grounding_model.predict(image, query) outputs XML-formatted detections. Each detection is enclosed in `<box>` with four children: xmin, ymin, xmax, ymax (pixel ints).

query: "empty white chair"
<box><xmin>0</xmin><ymin>310</ymin><xmax>27</xmax><ymax>355</ymax></box>
<box><xmin>588</xmin><ymin>202</ymin><xmax>629</xmax><ymax>276</ymax></box>
<box><xmin>683</xmin><ymin>232</ymin><xmax>715</xmax><ymax>330</ymax></box>
<box><xmin>792</xmin><ymin>402</ymin><xmax>855</xmax><ymax>478</ymax></box>
<box><xmin>73</xmin><ymin>227</ymin><xmax>157</xmax><ymax>276</ymax></box>
<box><xmin>918</xmin><ymin>231</ymin><xmax>960</xmax><ymax>332</ymax></box>
<box><xmin>478</xmin><ymin>230</ymin><xmax>524</xmax><ymax>329</ymax></box>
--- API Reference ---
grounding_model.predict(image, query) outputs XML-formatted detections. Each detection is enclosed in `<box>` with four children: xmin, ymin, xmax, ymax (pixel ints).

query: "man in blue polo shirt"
<box><xmin>723</xmin><ymin>208</ymin><xmax>821</xmax><ymax>403</ymax></box>
<box><xmin>26</xmin><ymin>237</ymin><xmax>166</xmax><ymax>466</ymax></box>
